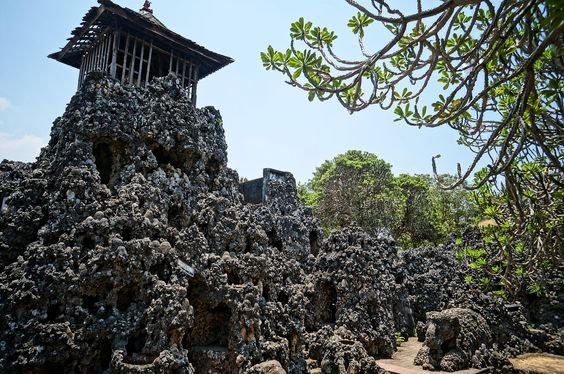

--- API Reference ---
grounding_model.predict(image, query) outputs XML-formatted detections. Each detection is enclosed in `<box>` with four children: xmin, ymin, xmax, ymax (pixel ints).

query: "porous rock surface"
<box><xmin>413</xmin><ymin>308</ymin><xmax>492</xmax><ymax>371</ymax></box>
<box><xmin>0</xmin><ymin>74</ymin><xmax>401</xmax><ymax>373</ymax></box>
<box><xmin>401</xmin><ymin>240</ymin><xmax>564</xmax><ymax>372</ymax></box>
<box><xmin>1</xmin><ymin>73</ymin><xmax>561</xmax><ymax>374</ymax></box>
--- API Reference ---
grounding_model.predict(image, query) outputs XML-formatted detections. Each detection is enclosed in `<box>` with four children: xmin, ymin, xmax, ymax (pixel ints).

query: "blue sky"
<box><xmin>0</xmin><ymin>0</ymin><xmax>477</xmax><ymax>182</ymax></box>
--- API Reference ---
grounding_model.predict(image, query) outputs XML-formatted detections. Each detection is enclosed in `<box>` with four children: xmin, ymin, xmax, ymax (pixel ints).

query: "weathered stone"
<box><xmin>0</xmin><ymin>74</ymin><xmax>402</xmax><ymax>373</ymax></box>
<box><xmin>247</xmin><ymin>360</ymin><xmax>287</xmax><ymax>374</ymax></box>
<box><xmin>0</xmin><ymin>73</ymin><xmax>561</xmax><ymax>374</ymax></box>
<box><xmin>413</xmin><ymin>308</ymin><xmax>491</xmax><ymax>371</ymax></box>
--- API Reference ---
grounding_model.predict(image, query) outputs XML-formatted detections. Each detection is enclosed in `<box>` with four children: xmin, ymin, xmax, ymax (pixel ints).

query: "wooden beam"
<box><xmin>56</xmin><ymin>6</ymin><xmax>106</xmax><ymax>60</ymax></box>
<box><xmin>98</xmin><ymin>35</ymin><xmax>105</xmax><ymax>70</ymax></box>
<box><xmin>191</xmin><ymin>65</ymin><xmax>199</xmax><ymax>106</ymax></box>
<box><xmin>137</xmin><ymin>41</ymin><xmax>145</xmax><ymax>86</ymax></box>
<box><xmin>78</xmin><ymin>55</ymin><xmax>85</xmax><ymax>89</ymax></box>
<box><xmin>91</xmin><ymin>46</ymin><xmax>97</xmax><ymax>71</ymax></box>
<box><xmin>84</xmin><ymin>52</ymin><xmax>90</xmax><ymax>78</ymax></box>
<box><xmin>98</xmin><ymin>38</ymin><xmax>105</xmax><ymax>70</ymax></box>
<box><xmin>181</xmin><ymin>59</ymin><xmax>186</xmax><ymax>88</ymax></box>
<box><xmin>104</xmin><ymin>33</ymin><xmax>112</xmax><ymax>72</ymax></box>
<box><xmin>94</xmin><ymin>39</ymin><xmax>102</xmax><ymax>70</ymax></box>
<box><xmin>86</xmin><ymin>51</ymin><xmax>92</xmax><ymax>77</ymax></box>
<box><xmin>91</xmin><ymin>43</ymin><xmax>98</xmax><ymax>71</ymax></box>
<box><xmin>188</xmin><ymin>61</ymin><xmax>193</xmax><ymax>94</ymax></box>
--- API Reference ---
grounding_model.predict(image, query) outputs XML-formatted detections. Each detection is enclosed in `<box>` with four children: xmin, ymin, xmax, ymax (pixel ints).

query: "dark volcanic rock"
<box><xmin>0</xmin><ymin>74</ymin><xmax>400</xmax><ymax>373</ymax></box>
<box><xmin>402</xmin><ymin>239</ymin><xmax>564</xmax><ymax>371</ymax></box>
<box><xmin>414</xmin><ymin>308</ymin><xmax>492</xmax><ymax>371</ymax></box>
<box><xmin>1</xmin><ymin>73</ymin><xmax>561</xmax><ymax>374</ymax></box>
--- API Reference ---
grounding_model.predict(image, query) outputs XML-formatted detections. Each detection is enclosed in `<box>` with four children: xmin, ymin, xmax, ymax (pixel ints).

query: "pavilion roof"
<box><xmin>48</xmin><ymin>0</ymin><xmax>233</xmax><ymax>80</ymax></box>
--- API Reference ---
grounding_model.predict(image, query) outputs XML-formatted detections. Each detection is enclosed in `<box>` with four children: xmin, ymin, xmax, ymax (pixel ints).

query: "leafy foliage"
<box><xmin>264</xmin><ymin>0</ymin><xmax>563</xmax><ymax>296</ymax></box>
<box><xmin>262</xmin><ymin>0</ymin><xmax>562</xmax><ymax>184</ymax></box>
<box><xmin>299</xmin><ymin>150</ymin><xmax>477</xmax><ymax>247</ymax></box>
<box><xmin>456</xmin><ymin>159</ymin><xmax>563</xmax><ymax>298</ymax></box>
<box><xmin>395</xmin><ymin>331</ymin><xmax>406</xmax><ymax>346</ymax></box>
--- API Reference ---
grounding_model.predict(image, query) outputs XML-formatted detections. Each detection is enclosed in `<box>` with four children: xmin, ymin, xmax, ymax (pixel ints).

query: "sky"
<box><xmin>0</xmin><ymin>0</ymin><xmax>478</xmax><ymax>183</ymax></box>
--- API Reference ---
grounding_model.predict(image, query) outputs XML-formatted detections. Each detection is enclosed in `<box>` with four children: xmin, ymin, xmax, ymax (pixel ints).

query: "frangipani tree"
<box><xmin>263</xmin><ymin>0</ymin><xmax>563</xmax><ymax>296</ymax></box>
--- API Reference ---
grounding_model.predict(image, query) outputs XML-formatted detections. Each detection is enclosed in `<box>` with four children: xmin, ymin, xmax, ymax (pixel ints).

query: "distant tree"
<box><xmin>300</xmin><ymin>151</ymin><xmax>477</xmax><ymax>247</ymax></box>
<box><xmin>393</xmin><ymin>174</ymin><xmax>438</xmax><ymax>247</ymax></box>
<box><xmin>302</xmin><ymin>150</ymin><xmax>402</xmax><ymax>236</ymax></box>
<box><xmin>429</xmin><ymin>174</ymin><xmax>479</xmax><ymax>239</ymax></box>
<box><xmin>263</xmin><ymin>0</ymin><xmax>563</xmax><ymax>295</ymax></box>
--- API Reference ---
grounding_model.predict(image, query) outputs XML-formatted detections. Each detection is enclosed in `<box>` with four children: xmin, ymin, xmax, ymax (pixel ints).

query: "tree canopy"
<box><xmin>298</xmin><ymin>150</ymin><xmax>478</xmax><ymax>248</ymax></box>
<box><xmin>262</xmin><ymin>0</ymin><xmax>562</xmax><ymax>187</ymax></box>
<box><xmin>263</xmin><ymin>0</ymin><xmax>563</xmax><ymax>296</ymax></box>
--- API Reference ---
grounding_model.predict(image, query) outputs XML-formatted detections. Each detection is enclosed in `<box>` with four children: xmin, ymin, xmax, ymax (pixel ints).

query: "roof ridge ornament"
<box><xmin>141</xmin><ymin>0</ymin><xmax>153</xmax><ymax>14</ymax></box>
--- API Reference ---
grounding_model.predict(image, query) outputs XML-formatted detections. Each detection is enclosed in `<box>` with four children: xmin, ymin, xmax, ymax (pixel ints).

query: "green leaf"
<box><xmin>528</xmin><ymin>283</ymin><xmax>542</xmax><ymax>297</ymax></box>
<box><xmin>308</xmin><ymin>90</ymin><xmax>316</xmax><ymax>102</ymax></box>
<box><xmin>394</xmin><ymin>106</ymin><xmax>404</xmax><ymax>119</ymax></box>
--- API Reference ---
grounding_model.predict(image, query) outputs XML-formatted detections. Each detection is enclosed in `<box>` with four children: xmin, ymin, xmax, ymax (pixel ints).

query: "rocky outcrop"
<box><xmin>402</xmin><ymin>239</ymin><xmax>564</xmax><ymax>371</ymax></box>
<box><xmin>0</xmin><ymin>74</ymin><xmax>402</xmax><ymax>373</ymax></box>
<box><xmin>414</xmin><ymin>308</ymin><xmax>492</xmax><ymax>371</ymax></box>
<box><xmin>0</xmin><ymin>73</ymin><xmax>561</xmax><ymax>373</ymax></box>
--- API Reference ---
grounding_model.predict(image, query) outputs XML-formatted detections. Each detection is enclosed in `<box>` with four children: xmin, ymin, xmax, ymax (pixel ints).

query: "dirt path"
<box><xmin>510</xmin><ymin>353</ymin><xmax>564</xmax><ymax>374</ymax></box>
<box><xmin>375</xmin><ymin>338</ymin><xmax>487</xmax><ymax>374</ymax></box>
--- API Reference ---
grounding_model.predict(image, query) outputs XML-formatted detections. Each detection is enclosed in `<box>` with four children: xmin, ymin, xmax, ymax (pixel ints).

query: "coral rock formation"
<box><xmin>414</xmin><ymin>308</ymin><xmax>492</xmax><ymax>371</ymax></box>
<box><xmin>0</xmin><ymin>74</ymin><xmax>398</xmax><ymax>373</ymax></box>
<box><xmin>0</xmin><ymin>73</ymin><xmax>562</xmax><ymax>373</ymax></box>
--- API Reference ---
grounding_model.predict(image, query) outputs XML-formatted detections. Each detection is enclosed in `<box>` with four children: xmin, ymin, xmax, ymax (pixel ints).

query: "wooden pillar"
<box><xmin>99</xmin><ymin>35</ymin><xmax>106</xmax><ymax>70</ymax></box>
<box><xmin>95</xmin><ymin>38</ymin><xmax>103</xmax><ymax>70</ymax></box>
<box><xmin>110</xmin><ymin>31</ymin><xmax>120</xmax><ymax>78</ymax></box>
<box><xmin>86</xmin><ymin>51</ymin><xmax>92</xmax><ymax>77</ymax></box>
<box><xmin>145</xmin><ymin>41</ymin><xmax>153</xmax><ymax>84</ymax></box>
<box><xmin>169</xmin><ymin>50</ymin><xmax>174</xmax><ymax>73</ymax></box>
<box><xmin>89</xmin><ymin>48</ymin><xmax>95</xmax><ymax>73</ymax></box>
<box><xmin>98</xmin><ymin>35</ymin><xmax>104</xmax><ymax>70</ymax></box>
<box><xmin>104</xmin><ymin>33</ymin><xmax>112</xmax><ymax>72</ymax></box>
<box><xmin>84</xmin><ymin>52</ymin><xmax>90</xmax><ymax>78</ymax></box>
<box><xmin>188</xmin><ymin>62</ymin><xmax>193</xmax><ymax>99</ymax></box>
<box><xmin>90</xmin><ymin>46</ymin><xmax>95</xmax><ymax>72</ymax></box>
<box><xmin>102</xmin><ymin>36</ymin><xmax>107</xmax><ymax>68</ymax></box>
<box><xmin>191</xmin><ymin>65</ymin><xmax>199</xmax><ymax>106</ymax></box>
<box><xmin>137</xmin><ymin>41</ymin><xmax>145</xmax><ymax>86</ymax></box>
<box><xmin>91</xmin><ymin>43</ymin><xmax>97</xmax><ymax>71</ymax></box>
<box><xmin>97</xmin><ymin>38</ymin><xmax>104</xmax><ymax>70</ymax></box>
<box><xmin>129</xmin><ymin>38</ymin><xmax>138</xmax><ymax>85</ymax></box>
<box><xmin>78</xmin><ymin>55</ymin><xmax>86</xmax><ymax>89</ymax></box>
<box><xmin>121</xmin><ymin>33</ymin><xmax>130</xmax><ymax>84</ymax></box>
<box><xmin>181</xmin><ymin>60</ymin><xmax>186</xmax><ymax>88</ymax></box>
<box><xmin>92</xmin><ymin>43</ymin><xmax>98</xmax><ymax>71</ymax></box>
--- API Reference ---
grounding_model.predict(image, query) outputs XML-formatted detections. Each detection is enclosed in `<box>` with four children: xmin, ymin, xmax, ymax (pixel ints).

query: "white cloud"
<box><xmin>0</xmin><ymin>97</ymin><xmax>11</xmax><ymax>112</ymax></box>
<box><xmin>0</xmin><ymin>133</ymin><xmax>47</xmax><ymax>163</ymax></box>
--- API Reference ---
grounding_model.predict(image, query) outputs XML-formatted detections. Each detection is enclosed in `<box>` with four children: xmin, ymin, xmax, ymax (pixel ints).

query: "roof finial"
<box><xmin>141</xmin><ymin>0</ymin><xmax>153</xmax><ymax>14</ymax></box>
